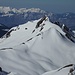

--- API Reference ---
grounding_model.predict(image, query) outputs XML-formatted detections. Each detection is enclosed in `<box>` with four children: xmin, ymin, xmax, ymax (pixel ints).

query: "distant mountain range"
<box><xmin>0</xmin><ymin>6</ymin><xmax>75</xmax><ymax>37</ymax></box>
<box><xmin>0</xmin><ymin>6</ymin><xmax>48</xmax><ymax>27</ymax></box>
<box><xmin>0</xmin><ymin>6</ymin><xmax>75</xmax><ymax>29</ymax></box>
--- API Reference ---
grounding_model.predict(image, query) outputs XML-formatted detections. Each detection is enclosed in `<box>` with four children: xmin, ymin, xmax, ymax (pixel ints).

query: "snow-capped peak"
<box><xmin>0</xmin><ymin>17</ymin><xmax>75</xmax><ymax>75</ymax></box>
<box><xmin>0</xmin><ymin>6</ymin><xmax>11</xmax><ymax>13</ymax></box>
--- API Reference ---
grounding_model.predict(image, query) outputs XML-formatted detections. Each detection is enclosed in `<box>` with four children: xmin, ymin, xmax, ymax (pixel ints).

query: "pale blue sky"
<box><xmin>0</xmin><ymin>0</ymin><xmax>75</xmax><ymax>13</ymax></box>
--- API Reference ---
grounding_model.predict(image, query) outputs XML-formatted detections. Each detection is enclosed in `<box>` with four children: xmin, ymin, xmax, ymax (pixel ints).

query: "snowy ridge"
<box><xmin>42</xmin><ymin>64</ymin><xmax>75</xmax><ymax>75</ymax></box>
<box><xmin>0</xmin><ymin>17</ymin><xmax>75</xmax><ymax>75</ymax></box>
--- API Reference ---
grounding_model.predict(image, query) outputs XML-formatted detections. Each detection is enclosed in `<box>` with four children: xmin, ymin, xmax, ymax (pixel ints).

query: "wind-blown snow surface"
<box><xmin>0</xmin><ymin>18</ymin><xmax>75</xmax><ymax>75</ymax></box>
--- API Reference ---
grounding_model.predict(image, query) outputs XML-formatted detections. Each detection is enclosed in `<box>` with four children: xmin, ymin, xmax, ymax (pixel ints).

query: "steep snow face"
<box><xmin>0</xmin><ymin>17</ymin><xmax>75</xmax><ymax>75</ymax></box>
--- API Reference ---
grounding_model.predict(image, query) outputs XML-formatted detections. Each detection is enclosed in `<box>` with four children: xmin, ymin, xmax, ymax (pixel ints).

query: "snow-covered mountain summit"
<box><xmin>0</xmin><ymin>17</ymin><xmax>75</xmax><ymax>75</ymax></box>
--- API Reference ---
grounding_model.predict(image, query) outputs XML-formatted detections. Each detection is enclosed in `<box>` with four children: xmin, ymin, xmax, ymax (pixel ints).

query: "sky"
<box><xmin>0</xmin><ymin>0</ymin><xmax>75</xmax><ymax>13</ymax></box>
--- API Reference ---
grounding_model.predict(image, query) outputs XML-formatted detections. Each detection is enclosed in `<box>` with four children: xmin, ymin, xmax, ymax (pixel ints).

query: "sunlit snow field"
<box><xmin>0</xmin><ymin>17</ymin><xmax>75</xmax><ymax>75</ymax></box>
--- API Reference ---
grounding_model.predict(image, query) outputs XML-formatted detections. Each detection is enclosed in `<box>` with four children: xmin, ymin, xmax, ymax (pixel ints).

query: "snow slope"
<box><xmin>0</xmin><ymin>17</ymin><xmax>75</xmax><ymax>75</ymax></box>
<box><xmin>42</xmin><ymin>64</ymin><xmax>75</xmax><ymax>75</ymax></box>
